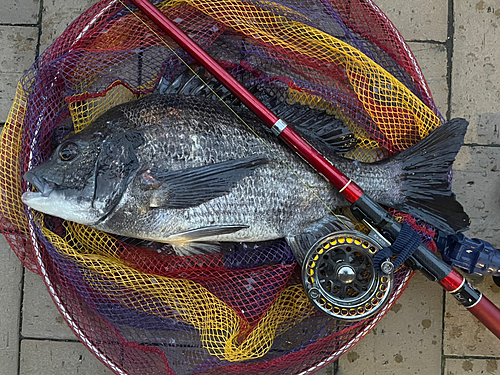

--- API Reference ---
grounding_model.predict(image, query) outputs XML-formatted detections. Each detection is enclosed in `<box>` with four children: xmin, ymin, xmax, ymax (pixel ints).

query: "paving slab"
<box><xmin>337</xmin><ymin>272</ymin><xmax>443</xmax><ymax>375</ymax></box>
<box><xmin>445</xmin><ymin>357</ymin><xmax>500</xmax><ymax>374</ymax></box>
<box><xmin>0</xmin><ymin>0</ymin><xmax>40</xmax><ymax>25</ymax></box>
<box><xmin>21</xmin><ymin>270</ymin><xmax>78</xmax><ymax>340</ymax></box>
<box><xmin>0</xmin><ymin>73</ymin><xmax>24</xmax><ymax>123</ymax></box>
<box><xmin>314</xmin><ymin>363</ymin><xmax>335</xmax><ymax>375</ymax></box>
<box><xmin>451</xmin><ymin>0</ymin><xmax>500</xmax><ymax>144</ymax></box>
<box><xmin>0</xmin><ymin>26</ymin><xmax>38</xmax><ymax>74</ymax></box>
<box><xmin>374</xmin><ymin>0</ymin><xmax>448</xmax><ymax>42</ymax></box>
<box><xmin>407</xmin><ymin>41</ymin><xmax>448</xmax><ymax>113</ymax></box>
<box><xmin>19</xmin><ymin>340</ymin><xmax>114</xmax><ymax>375</ymax></box>
<box><xmin>452</xmin><ymin>145</ymin><xmax>500</xmax><ymax>246</ymax></box>
<box><xmin>0</xmin><ymin>234</ymin><xmax>23</xmax><ymax>375</ymax></box>
<box><xmin>0</xmin><ymin>26</ymin><xmax>38</xmax><ymax>122</ymax></box>
<box><xmin>446</xmin><ymin>1</ymin><xmax>500</xmax><ymax>359</ymax></box>
<box><xmin>39</xmin><ymin>0</ymin><xmax>101</xmax><ymax>54</ymax></box>
<box><xmin>444</xmin><ymin>274</ymin><xmax>500</xmax><ymax>357</ymax></box>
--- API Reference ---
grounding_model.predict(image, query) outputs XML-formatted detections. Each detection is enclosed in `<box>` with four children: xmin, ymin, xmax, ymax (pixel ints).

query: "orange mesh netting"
<box><xmin>0</xmin><ymin>0</ymin><xmax>444</xmax><ymax>373</ymax></box>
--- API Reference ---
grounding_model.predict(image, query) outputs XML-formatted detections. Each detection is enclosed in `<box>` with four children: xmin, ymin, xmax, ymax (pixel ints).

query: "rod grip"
<box><xmin>438</xmin><ymin>269</ymin><xmax>500</xmax><ymax>340</ymax></box>
<box><xmin>468</xmin><ymin>294</ymin><xmax>500</xmax><ymax>339</ymax></box>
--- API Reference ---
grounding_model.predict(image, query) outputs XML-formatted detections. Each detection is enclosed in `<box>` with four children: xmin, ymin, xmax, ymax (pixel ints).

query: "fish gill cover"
<box><xmin>0</xmin><ymin>0</ymin><xmax>447</xmax><ymax>373</ymax></box>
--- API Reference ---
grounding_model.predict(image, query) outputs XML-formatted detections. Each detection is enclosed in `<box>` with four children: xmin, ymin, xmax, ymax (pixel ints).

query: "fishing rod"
<box><xmin>128</xmin><ymin>0</ymin><xmax>500</xmax><ymax>338</ymax></box>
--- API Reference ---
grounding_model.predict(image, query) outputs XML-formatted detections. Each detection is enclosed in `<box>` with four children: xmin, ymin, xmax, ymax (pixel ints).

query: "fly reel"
<box><xmin>302</xmin><ymin>230</ymin><xmax>393</xmax><ymax>321</ymax></box>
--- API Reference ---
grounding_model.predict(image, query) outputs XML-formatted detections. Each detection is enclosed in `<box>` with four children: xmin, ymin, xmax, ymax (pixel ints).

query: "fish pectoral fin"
<box><xmin>166</xmin><ymin>225</ymin><xmax>250</xmax><ymax>243</ymax></box>
<box><xmin>146</xmin><ymin>155</ymin><xmax>268</xmax><ymax>209</ymax></box>
<box><xmin>286</xmin><ymin>215</ymin><xmax>354</xmax><ymax>265</ymax></box>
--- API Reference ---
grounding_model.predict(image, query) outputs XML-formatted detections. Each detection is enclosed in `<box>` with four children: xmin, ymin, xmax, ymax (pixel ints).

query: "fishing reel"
<box><xmin>302</xmin><ymin>230</ymin><xmax>393</xmax><ymax>321</ymax></box>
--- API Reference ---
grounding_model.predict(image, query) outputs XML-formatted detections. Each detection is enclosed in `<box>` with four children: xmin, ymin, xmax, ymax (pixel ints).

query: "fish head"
<box><xmin>22</xmin><ymin>128</ymin><xmax>141</xmax><ymax>225</ymax></box>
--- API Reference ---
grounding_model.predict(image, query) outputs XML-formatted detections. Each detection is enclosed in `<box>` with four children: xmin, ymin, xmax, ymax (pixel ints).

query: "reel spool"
<box><xmin>302</xmin><ymin>231</ymin><xmax>393</xmax><ymax>321</ymax></box>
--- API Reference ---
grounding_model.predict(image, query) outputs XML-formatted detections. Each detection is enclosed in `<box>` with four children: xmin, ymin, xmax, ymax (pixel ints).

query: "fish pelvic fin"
<box><xmin>286</xmin><ymin>215</ymin><xmax>355</xmax><ymax>265</ymax></box>
<box><xmin>172</xmin><ymin>241</ymin><xmax>222</xmax><ymax>256</ymax></box>
<box><xmin>165</xmin><ymin>225</ymin><xmax>249</xmax><ymax>256</ymax></box>
<box><xmin>391</xmin><ymin>118</ymin><xmax>470</xmax><ymax>234</ymax></box>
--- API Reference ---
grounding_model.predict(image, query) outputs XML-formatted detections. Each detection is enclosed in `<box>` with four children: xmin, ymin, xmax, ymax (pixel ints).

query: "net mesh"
<box><xmin>0</xmin><ymin>0</ymin><xmax>444</xmax><ymax>373</ymax></box>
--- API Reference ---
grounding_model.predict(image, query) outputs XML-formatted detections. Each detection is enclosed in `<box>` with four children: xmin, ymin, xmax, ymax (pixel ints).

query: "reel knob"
<box><xmin>302</xmin><ymin>230</ymin><xmax>394</xmax><ymax>321</ymax></box>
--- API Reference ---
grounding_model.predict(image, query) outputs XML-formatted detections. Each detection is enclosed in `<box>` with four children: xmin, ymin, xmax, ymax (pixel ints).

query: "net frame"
<box><xmin>0</xmin><ymin>0</ymin><xmax>445</xmax><ymax>373</ymax></box>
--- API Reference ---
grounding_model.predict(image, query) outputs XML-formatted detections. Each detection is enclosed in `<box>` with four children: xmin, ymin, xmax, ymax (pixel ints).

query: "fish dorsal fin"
<box><xmin>156</xmin><ymin>67</ymin><xmax>356</xmax><ymax>154</ymax></box>
<box><xmin>264</xmin><ymin>96</ymin><xmax>357</xmax><ymax>153</ymax></box>
<box><xmin>140</xmin><ymin>155</ymin><xmax>269</xmax><ymax>209</ymax></box>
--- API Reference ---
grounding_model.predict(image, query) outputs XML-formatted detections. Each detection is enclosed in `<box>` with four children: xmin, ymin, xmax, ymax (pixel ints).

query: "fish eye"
<box><xmin>58</xmin><ymin>142</ymin><xmax>79</xmax><ymax>161</ymax></box>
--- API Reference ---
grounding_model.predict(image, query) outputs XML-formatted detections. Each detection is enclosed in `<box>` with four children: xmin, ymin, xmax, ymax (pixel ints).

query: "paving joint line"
<box><xmin>0</xmin><ymin>23</ymin><xmax>39</xmax><ymax>27</ymax></box>
<box><xmin>440</xmin><ymin>289</ymin><xmax>446</xmax><ymax>375</ymax></box>
<box><xmin>442</xmin><ymin>1</ymin><xmax>454</xmax><ymax>371</ymax></box>
<box><xmin>444</xmin><ymin>354</ymin><xmax>500</xmax><ymax>360</ymax></box>
<box><xmin>16</xmin><ymin>267</ymin><xmax>25</xmax><ymax>375</ymax></box>
<box><xmin>20</xmin><ymin>336</ymin><xmax>82</xmax><ymax>343</ymax></box>
<box><xmin>463</xmin><ymin>143</ymin><xmax>500</xmax><ymax>148</ymax></box>
<box><xmin>333</xmin><ymin>358</ymin><xmax>339</xmax><ymax>375</ymax></box>
<box><xmin>17</xmin><ymin>3</ymin><xmax>45</xmax><ymax>373</ymax></box>
<box><xmin>35</xmin><ymin>0</ymin><xmax>44</xmax><ymax>61</ymax></box>
<box><xmin>445</xmin><ymin>0</ymin><xmax>455</xmax><ymax>121</ymax></box>
<box><xmin>406</xmin><ymin>39</ymin><xmax>446</xmax><ymax>45</ymax></box>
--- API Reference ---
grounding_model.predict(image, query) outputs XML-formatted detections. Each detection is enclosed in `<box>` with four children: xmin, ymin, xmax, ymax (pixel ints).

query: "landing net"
<box><xmin>0</xmin><ymin>0</ymin><xmax>442</xmax><ymax>373</ymax></box>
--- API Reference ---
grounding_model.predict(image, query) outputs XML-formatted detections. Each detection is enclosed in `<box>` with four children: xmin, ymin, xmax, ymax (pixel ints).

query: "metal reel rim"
<box><xmin>302</xmin><ymin>230</ymin><xmax>394</xmax><ymax>321</ymax></box>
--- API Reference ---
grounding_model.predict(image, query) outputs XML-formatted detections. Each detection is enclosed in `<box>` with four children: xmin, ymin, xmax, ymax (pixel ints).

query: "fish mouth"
<box><xmin>23</xmin><ymin>171</ymin><xmax>55</xmax><ymax>197</ymax></box>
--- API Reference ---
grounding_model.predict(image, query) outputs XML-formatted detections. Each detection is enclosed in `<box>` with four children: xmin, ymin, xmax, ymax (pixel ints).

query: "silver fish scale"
<box><xmin>22</xmin><ymin>94</ymin><xmax>470</xmax><ymax>248</ymax></box>
<box><xmin>93</xmin><ymin>94</ymin><xmax>400</xmax><ymax>244</ymax></box>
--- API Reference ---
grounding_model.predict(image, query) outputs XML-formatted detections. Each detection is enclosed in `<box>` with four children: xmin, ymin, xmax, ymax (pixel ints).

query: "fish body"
<box><xmin>22</xmin><ymin>94</ymin><xmax>469</xmax><ymax>255</ymax></box>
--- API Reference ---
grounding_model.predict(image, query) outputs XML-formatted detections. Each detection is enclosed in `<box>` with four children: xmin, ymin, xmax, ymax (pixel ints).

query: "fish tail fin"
<box><xmin>391</xmin><ymin>118</ymin><xmax>470</xmax><ymax>234</ymax></box>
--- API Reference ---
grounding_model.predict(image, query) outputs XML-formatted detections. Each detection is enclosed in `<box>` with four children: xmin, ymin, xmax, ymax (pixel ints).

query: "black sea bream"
<box><xmin>22</xmin><ymin>93</ymin><xmax>469</xmax><ymax>255</ymax></box>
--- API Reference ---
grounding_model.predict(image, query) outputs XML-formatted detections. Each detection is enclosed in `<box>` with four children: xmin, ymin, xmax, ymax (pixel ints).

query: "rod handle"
<box><xmin>438</xmin><ymin>269</ymin><xmax>500</xmax><ymax>340</ymax></box>
<box><xmin>468</xmin><ymin>293</ymin><xmax>500</xmax><ymax>339</ymax></box>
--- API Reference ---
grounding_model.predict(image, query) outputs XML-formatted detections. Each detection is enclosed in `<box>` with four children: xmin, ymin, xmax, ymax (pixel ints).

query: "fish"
<box><xmin>21</xmin><ymin>91</ymin><xmax>470</xmax><ymax>257</ymax></box>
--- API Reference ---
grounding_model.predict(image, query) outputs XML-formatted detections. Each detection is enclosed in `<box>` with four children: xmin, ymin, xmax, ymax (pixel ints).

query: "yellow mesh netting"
<box><xmin>69</xmin><ymin>84</ymin><xmax>138</xmax><ymax>133</ymax></box>
<box><xmin>38</xmin><ymin>220</ymin><xmax>316</xmax><ymax>361</ymax></box>
<box><xmin>0</xmin><ymin>82</ymin><xmax>29</xmax><ymax>234</ymax></box>
<box><xmin>156</xmin><ymin>0</ymin><xmax>441</xmax><ymax>150</ymax></box>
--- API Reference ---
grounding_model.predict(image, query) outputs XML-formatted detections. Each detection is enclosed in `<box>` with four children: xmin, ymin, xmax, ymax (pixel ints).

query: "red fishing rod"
<box><xmin>129</xmin><ymin>0</ymin><xmax>500</xmax><ymax>338</ymax></box>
